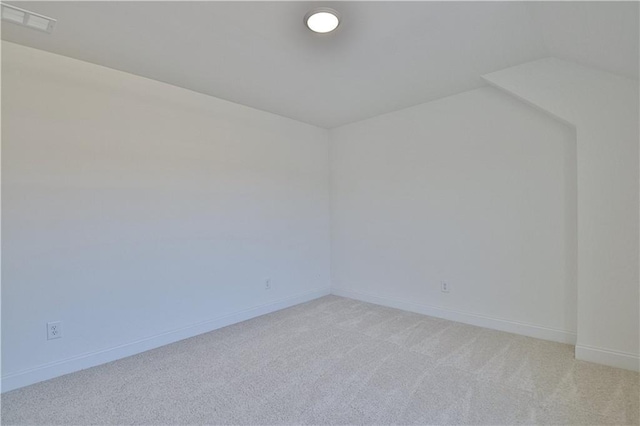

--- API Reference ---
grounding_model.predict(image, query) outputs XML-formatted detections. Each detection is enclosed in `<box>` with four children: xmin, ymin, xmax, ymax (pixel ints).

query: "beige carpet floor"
<box><xmin>2</xmin><ymin>295</ymin><xmax>639</xmax><ymax>425</ymax></box>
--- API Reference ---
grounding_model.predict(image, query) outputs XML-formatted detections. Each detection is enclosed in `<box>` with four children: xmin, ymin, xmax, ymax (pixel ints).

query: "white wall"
<box><xmin>1</xmin><ymin>42</ymin><xmax>331</xmax><ymax>391</ymax></box>
<box><xmin>484</xmin><ymin>58</ymin><xmax>639</xmax><ymax>371</ymax></box>
<box><xmin>2</xmin><ymin>39</ymin><xmax>635</xmax><ymax>394</ymax></box>
<box><xmin>529</xmin><ymin>2</ymin><xmax>639</xmax><ymax>80</ymax></box>
<box><xmin>330</xmin><ymin>87</ymin><xmax>577</xmax><ymax>343</ymax></box>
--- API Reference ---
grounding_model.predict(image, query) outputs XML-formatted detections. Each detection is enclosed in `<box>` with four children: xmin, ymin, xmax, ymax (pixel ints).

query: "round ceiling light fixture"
<box><xmin>305</xmin><ymin>8</ymin><xmax>340</xmax><ymax>34</ymax></box>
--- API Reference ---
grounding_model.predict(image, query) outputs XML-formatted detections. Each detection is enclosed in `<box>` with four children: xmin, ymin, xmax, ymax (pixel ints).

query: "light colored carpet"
<box><xmin>2</xmin><ymin>295</ymin><xmax>639</xmax><ymax>425</ymax></box>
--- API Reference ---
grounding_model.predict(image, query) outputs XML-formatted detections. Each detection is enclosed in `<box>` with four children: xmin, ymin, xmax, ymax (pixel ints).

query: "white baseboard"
<box><xmin>1</xmin><ymin>288</ymin><xmax>330</xmax><ymax>393</ymax></box>
<box><xmin>575</xmin><ymin>344</ymin><xmax>640</xmax><ymax>372</ymax></box>
<box><xmin>331</xmin><ymin>288</ymin><xmax>577</xmax><ymax>345</ymax></box>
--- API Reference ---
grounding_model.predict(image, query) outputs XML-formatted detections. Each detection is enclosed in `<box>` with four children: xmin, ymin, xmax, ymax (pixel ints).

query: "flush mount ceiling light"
<box><xmin>1</xmin><ymin>3</ymin><xmax>56</xmax><ymax>33</ymax></box>
<box><xmin>304</xmin><ymin>7</ymin><xmax>340</xmax><ymax>34</ymax></box>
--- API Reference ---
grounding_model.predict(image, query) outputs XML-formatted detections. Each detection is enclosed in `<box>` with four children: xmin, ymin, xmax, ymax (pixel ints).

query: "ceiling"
<box><xmin>2</xmin><ymin>1</ymin><xmax>638</xmax><ymax>128</ymax></box>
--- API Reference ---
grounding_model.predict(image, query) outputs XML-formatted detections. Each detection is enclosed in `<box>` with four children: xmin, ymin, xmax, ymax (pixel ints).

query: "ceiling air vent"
<box><xmin>1</xmin><ymin>3</ymin><xmax>56</xmax><ymax>33</ymax></box>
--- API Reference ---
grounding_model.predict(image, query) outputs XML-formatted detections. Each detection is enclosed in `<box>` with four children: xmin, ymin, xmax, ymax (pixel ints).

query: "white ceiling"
<box><xmin>2</xmin><ymin>1</ymin><xmax>638</xmax><ymax>128</ymax></box>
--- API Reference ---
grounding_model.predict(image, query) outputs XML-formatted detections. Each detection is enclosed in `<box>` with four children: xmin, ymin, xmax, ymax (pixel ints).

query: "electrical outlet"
<box><xmin>265</xmin><ymin>278</ymin><xmax>271</xmax><ymax>290</ymax></box>
<box><xmin>47</xmin><ymin>321</ymin><xmax>62</xmax><ymax>340</ymax></box>
<box><xmin>441</xmin><ymin>281</ymin><xmax>450</xmax><ymax>293</ymax></box>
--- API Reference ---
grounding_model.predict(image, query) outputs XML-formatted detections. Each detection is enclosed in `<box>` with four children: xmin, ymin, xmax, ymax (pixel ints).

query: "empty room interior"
<box><xmin>1</xmin><ymin>1</ymin><xmax>639</xmax><ymax>425</ymax></box>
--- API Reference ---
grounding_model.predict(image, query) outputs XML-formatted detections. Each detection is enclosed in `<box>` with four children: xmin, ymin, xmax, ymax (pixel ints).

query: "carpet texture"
<box><xmin>2</xmin><ymin>295</ymin><xmax>639</xmax><ymax>425</ymax></box>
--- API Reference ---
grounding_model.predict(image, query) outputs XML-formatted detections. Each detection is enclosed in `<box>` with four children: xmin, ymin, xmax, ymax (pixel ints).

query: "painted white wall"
<box><xmin>1</xmin><ymin>41</ymin><xmax>331</xmax><ymax>390</ymax></box>
<box><xmin>2</xmin><ymin>39</ymin><xmax>635</xmax><ymax>393</ymax></box>
<box><xmin>484</xmin><ymin>58</ymin><xmax>639</xmax><ymax>371</ymax></box>
<box><xmin>529</xmin><ymin>2</ymin><xmax>639</xmax><ymax>80</ymax></box>
<box><xmin>330</xmin><ymin>87</ymin><xmax>577</xmax><ymax>342</ymax></box>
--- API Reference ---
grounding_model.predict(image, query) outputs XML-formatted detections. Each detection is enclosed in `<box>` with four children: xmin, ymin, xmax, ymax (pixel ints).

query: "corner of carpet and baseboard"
<box><xmin>1</xmin><ymin>287</ymin><xmax>331</xmax><ymax>393</ymax></box>
<box><xmin>330</xmin><ymin>287</ymin><xmax>577</xmax><ymax>345</ymax></box>
<box><xmin>575</xmin><ymin>344</ymin><xmax>640</xmax><ymax>372</ymax></box>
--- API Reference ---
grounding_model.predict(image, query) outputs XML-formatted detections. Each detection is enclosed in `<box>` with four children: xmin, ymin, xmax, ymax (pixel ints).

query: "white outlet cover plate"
<box><xmin>47</xmin><ymin>321</ymin><xmax>63</xmax><ymax>340</ymax></box>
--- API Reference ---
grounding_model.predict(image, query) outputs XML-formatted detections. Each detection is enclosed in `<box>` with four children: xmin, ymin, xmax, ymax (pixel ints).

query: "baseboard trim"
<box><xmin>1</xmin><ymin>288</ymin><xmax>330</xmax><ymax>393</ymax></box>
<box><xmin>575</xmin><ymin>344</ymin><xmax>640</xmax><ymax>372</ymax></box>
<box><xmin>331</xmin><ymin>288</ymin><xmax>577</xmax><ymax>345</ymax></box>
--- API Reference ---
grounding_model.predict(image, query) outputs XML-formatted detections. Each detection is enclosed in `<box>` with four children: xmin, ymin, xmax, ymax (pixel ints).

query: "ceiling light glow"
<box><xmin>305</xmin><ymin>8</ymin><xmax>340</xmax><ymax>34</ymax></box>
